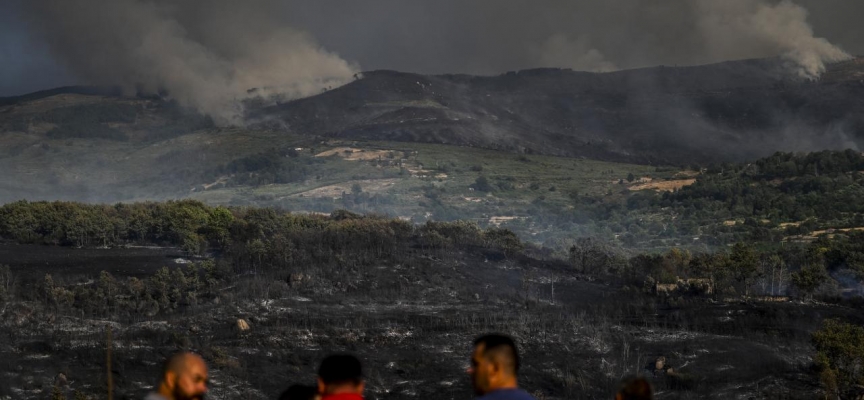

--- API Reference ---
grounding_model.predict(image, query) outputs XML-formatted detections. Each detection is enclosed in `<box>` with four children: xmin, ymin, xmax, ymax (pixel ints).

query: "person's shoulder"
<box><xmin>144</xmin><ymin>393</ymin><xmax>168</xmax><ymax>400</ymax></box>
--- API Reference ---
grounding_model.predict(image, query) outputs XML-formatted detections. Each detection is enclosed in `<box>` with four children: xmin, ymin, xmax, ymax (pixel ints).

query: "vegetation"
<box><xmin>813</xmin><ymin>319</ymin><xmax>864</xmax><ymax>397</ymax></box>
<box><xmin>3</xmin><ymin>200</ymin><xmax>864</xmax><ymax>305</ymax></box>
<box><xmin>0</xmin><ymin>200</ymin><xmax>863</xmax><ymax>398</ymax></box>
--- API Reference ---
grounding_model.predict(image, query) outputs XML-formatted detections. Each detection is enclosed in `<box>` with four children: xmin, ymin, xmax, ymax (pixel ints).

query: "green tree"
<box><xmin>728</xmin><ymin>242</ymin><xmax>759</xmax><ymax>296</ymax></box>
<box><xmin>812</xmin><ymin>319</ymin><xmax>864</xmax><ymax>397</ymax></box>
<box><xmin>792</xmin><ymin>263</ymin><xmax>828</xmax><ymax>300</ymax></box>
<box><xmin>627</xmin><ymin>172</ymin><xmax>636</xmax><ymax>183</ymax></box>
<box><xmin>51</xmin><ymin>386</ymin><xmax>67</xmax><ymax>400</ymax></box>
<box><xmin>471</xmin><ymin>176</ymin><xmax>493</xmax><ymax>192</ymax></box>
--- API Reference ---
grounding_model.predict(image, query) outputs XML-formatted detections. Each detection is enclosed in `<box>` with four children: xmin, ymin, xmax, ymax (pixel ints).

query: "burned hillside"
<box><xmin>1</xmin><ymin>202</ymin><xmax>863</xmax><ymax>398</ymax></box>
<box><xmin>256</xmin><ymin>57</ymin><xmax>864</xmax><ymax>165</ymax></box>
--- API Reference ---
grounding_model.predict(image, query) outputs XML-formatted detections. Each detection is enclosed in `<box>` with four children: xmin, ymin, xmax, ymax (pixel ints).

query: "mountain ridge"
<box><xmin>256</xmin><ymin>56</ymin><xmax>864</xmax><ymax>165</ymax></box>
<box><xmin>2</xmin><ymin>57</ymin><xmax>863</xmax><ymax>165</ymax></box>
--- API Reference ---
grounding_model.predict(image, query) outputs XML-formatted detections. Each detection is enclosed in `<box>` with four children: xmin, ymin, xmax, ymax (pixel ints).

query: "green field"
<box><xmin>187</xmin><ymin>139</ymin><xmax>673</xmax><ymax>230</ymax></box>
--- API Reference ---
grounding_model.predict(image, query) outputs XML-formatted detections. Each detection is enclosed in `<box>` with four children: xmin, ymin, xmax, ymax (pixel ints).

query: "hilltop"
<box><xmin>2</xmin><ymin>57</ymin><xmax>864</xmax><ymax>167</ymax></box>
<box><xmin>256</xmin><ymin>57</ymin><xmax>864</xmax><ymax>165</ymax></box>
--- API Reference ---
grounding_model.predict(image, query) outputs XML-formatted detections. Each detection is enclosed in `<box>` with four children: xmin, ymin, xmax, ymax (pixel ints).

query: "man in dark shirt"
<box><xmin>317</xmin><ymin>354</ymin><xmax>365</xmax><ymax>400</ymax></box>
<box><xmin>468</xmin><ymin>334</ymin><xmax>536</xmax><ymax>400</ymax></box>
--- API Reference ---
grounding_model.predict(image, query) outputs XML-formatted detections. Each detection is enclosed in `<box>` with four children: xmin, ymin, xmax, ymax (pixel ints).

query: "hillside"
<box><xmin>256</xmin><ymin>57</ymin><xmax>864</xmax><ymax>165</ymax></box>
<box><xmin>3</xmin><ymin>58</ymin><xmax>864</xmax><ymax>167</ymax></box>
<box><xmin>2</xmin><ymin>58</ymin><xmax>864</xmax><ymax>250</ymax></box>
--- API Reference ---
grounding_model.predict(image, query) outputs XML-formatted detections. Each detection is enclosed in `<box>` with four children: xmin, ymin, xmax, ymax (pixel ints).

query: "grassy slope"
<box><xmin>188</xmin><ymin>140</ymin><xmax>667</xmax><ymax>224</ymax></box>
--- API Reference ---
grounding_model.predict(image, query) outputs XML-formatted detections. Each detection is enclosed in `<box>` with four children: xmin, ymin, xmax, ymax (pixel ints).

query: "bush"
<box><xmin>812</xmin><ymin>319</ymin><xmax>864</xmax><ymax>396</ymax></box>
<box><xmin>471</xmin><ymin>176</ymin><xmax>494</xmax><ymax>192</ymax></box>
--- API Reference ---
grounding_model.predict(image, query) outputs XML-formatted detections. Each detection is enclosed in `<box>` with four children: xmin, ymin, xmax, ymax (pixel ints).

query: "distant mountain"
<box><xmin>0</xmin><ymin>86</ymin><xmax>124</xmax><ymax>106</ymax></box>
<box><xmin>2</xmin><ymin>57</ymin><xmax>863</xmax><ymax>166</ymax></box>
<box><xmin>255</xmin><ymin>57</ymin><xmax>864</xmax><ymax>165</ymax></box>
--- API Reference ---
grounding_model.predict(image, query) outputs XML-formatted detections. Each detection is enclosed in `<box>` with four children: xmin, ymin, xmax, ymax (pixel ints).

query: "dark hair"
<box><xmin>617</xmin><ymin>376</ymin><xmax>653</xmax><ymax>400</ymax></box>
<box><xmin>474</xmin><ymin>333</ymin><xmax>520</xmax><ymax>374</ymax></box>
<box><xmin>278</xmin><ymin>384</ymin><xmax>318</xmax><ymax>400</ymax></box>
<box><xmin>318</xmin><ymin>354</ymin><xmax>363</xmax><ymax>385</ymax></box>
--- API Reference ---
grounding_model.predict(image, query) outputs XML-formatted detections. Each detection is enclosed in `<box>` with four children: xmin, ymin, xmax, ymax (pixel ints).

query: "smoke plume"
<box><xmin>281</xmin><ymin>0</ymin><xmax>854</xmax><ymax>77</ymax></box>
<box><xmin>695</xmin><ymin>0</ymin><xmax>851</xmax><ymax>79</ymax></box>
<box><xmin>16</xmin><ymin>0</ymin><xmax>856</xmax><ymax>119</ymax></box>
<box><xmin>23</xmin><ymin>0</ymin><xmax>359</xmax><ymax>124</ymax></box>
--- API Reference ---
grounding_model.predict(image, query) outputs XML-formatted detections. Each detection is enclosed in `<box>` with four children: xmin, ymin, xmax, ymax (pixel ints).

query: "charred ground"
<box><xmin>0</xmin><ymin>202</ymin><xmax>863</xmax><ymax>399</ymax></box>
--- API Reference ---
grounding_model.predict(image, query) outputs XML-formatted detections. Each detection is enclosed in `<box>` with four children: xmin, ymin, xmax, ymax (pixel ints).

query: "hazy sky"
<box><xmin>2</xmin><ymin>0</ymin><xmax>862</xmax><ymax>98</ymax></box>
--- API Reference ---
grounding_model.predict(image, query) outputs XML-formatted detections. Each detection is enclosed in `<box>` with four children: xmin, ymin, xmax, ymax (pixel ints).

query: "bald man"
<box><xmin>146</xmin><ymin>352</ymin><xmax>209</xmax><ymax>400</ymax></box>
<box><xmin>468</xmin><ymin>334</ymin><xmax>536</xmax><ymax>400</ymax></box>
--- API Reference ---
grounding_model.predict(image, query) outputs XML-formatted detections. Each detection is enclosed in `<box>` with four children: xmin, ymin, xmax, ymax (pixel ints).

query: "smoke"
<box><xmin>23</xmin><ymin>0</ymin><xmax>359</xmax><ymax>124</ymax></box>
<box><xmin>537</xmin><ymin>34</ymin><xmax>617</xmax><ymax>73</ymax></box>
<box><xmin>281</xmin><ymin>0</ymin><xmax>855</xmax><ymax>78</ymax></box>
<box><xmin>15</xmin><ymin>0</ymin><xmax>856</xmax><ymax>119</ymax></box>
<box><xmin>695</xmin><ymin>0</ymin><xmax>851</xmax><ymax>79</ymax></box>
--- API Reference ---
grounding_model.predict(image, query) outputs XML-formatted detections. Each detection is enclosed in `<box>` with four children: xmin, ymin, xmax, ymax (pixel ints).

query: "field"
<box><xmin>2</xmin><ymin>242</ymin><xmax>858</xmax><ymax>400</ymax></box>
<box><xmin>0</xmin><ymin>117</ymin><xmax>680</xmax><ymax>247</ymax></box>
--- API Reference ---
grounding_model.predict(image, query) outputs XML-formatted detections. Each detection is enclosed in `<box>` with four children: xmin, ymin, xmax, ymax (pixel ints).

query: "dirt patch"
<box><xmin>201</xmin><ymin>176</ymin><xmax>229</xmax><ymax>190</ymax></box>
<box><xmin>779</xmin><ymin>222</ymin><xmax>802</xmax><ymax>228</ymax></box>
<box><xmin>406</xmin><ymin>168</ymin><xmax>436</xmax><ymax>177</ymax></box>
<box><xmin>674</xmin><ymin>170</ymin><xmax>701</xmax><ymax>178</ymax></box>
<box><xmin>811</xmin><ymin>227</ymin><xmax>864</xmax><ymax>236</ymax></box>
<box><xmin>489</xmin><ymin>216</ymin><xmax>522</xmax><ymax>226</ymax></box>
<box><xmin>289</xmin><ymin>178</ymin><xmax>399</xmax><ymax>199</ymax></box>
<box><xmin>629</xmin><ymin>178</ymin><xmax>696</xmax><ymax>192</ymax></box>
<box><xmin>315</xmin><ymin>147</ymin><xmax>396</xmax><ymax>161</ymax></box>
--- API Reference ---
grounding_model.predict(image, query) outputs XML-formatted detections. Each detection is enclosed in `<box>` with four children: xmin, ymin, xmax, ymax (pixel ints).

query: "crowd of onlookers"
<box><xmin>144</xmin><ymin>334</ymin><xmax>654</xmax><ymax>400</ymax></box>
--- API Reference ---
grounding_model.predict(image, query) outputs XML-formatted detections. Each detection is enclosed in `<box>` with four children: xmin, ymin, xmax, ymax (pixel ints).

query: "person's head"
<box><xmin>615</xmin><ymin>377</ymin><xmax>653</xmax><ymax>400</ymax></box>
<box><xmin>654</xmin><ymin>357</ymin><xmax>665</xmax><ymax>370</ymax></box>
<box><xmin>278</xmin><ymin>384</ymin><xmax>320</xmax><ymax>400</ymax></box>
<box><xmin>317</xmin><ymin>354</ymin><xmax>364</xmax><ymax>395</ymax></box>
<box><xmin>157</xmin><ymin>352</ymin><xmax>209</xmax><ymax>400</ymax></box>
<box><xmin>469</xmin><ymin>334</ymin><xmax>520</xmax><ymax>396</ymax></box>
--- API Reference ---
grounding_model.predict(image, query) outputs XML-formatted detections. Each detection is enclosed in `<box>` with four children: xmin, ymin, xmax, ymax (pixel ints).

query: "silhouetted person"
<box><xmin>615</xmin><ymin>377</ymin><xmax>653</xmax><ymax>400</ymax></box>
<box><xmin>317</xmin><ymin>354</ymin><xmax>365</xmax><ymax>400</ymax></box>
<box><xmin>646</xmin><ymin>356</ymin><xmax>673</xmax><ymax>378</ymax></box>
<box><xmin>146</xmin><ymin>352</ymin><xmax>209</xmax><ymax>400</ymax></box>
<box><xmin>468</xmin><ymin>334</ymin><xmax>536</xmax><ymax>400</ymax></box>
<box><xmin>278</xmin><ymin>384</ymin><xmax>320</xmax><ymax>400</ymax></box>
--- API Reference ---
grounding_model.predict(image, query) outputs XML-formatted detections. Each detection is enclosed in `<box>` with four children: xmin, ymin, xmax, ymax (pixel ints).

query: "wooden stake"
<box><xmin>106</xmin><ymin>326</ymin><xmax>113</xmax><ymax>400</ymax></box>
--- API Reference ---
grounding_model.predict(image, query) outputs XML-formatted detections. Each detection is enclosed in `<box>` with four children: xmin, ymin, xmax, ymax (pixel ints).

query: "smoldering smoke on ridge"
<box><xmin>22</xmin><ymin>0</ymin><xmax>359</xmax><ymax>125</ymax></box>
<box><xmin>285</xmin><ymin>0</ymin><xmax>852</xmax><ymax>76</ymax></box>
<box><xmin>22</xmin><ymin>0</ymin><xmax>853</xmax><ymax>123</ymax></box>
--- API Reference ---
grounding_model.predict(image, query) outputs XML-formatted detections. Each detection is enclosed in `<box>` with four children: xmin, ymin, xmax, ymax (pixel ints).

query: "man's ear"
<box><xmin>317</xmin><ymin>378</ymin><xmax>326</xmax><ymax>394</ymax></box>
<box><xmin>489</xmin><ymin>359</ymin><xmax>501</xmax><ymax>376</ymax></box>
<box><xmin>357</xmin><ymin>380</ymin><xmax>366</xmax><ymax>394</ymax></box>
<box><xmin>164</xmin><ymin>371</ymin><xmax>177</xmax><ymax>389</ymax></box>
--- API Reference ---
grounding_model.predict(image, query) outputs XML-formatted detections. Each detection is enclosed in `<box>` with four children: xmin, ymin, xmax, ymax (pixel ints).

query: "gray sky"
<box><xmin>0</xmin><ymin>1</ymin><xmax>73</xmax><ymax>96</ymax></box>
<box><xmin>3</xmin><ymin>0</ymin><xmax>863</xmax><ymax>98</ymax></box>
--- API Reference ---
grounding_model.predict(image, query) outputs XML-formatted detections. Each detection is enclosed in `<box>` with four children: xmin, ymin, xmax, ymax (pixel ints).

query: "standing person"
<box><xmin>615</xmin><ymin>377</ymin><xmax>653</xmax><ymax>400</ymax></box>
<box><xmin>278</xmin><ymin>384</ymin><xmax>320</xmax><ymax>400</ymax></box>
<box><xmin>468</xmin><ymin>334</ymin><xmax>536</xmax><ymax>400</ymax></box>
<box><xmin>317</xmin><ymin>354</ymin><xmax>365</xmax><ymax>400</ymax></box>
<box><xmin>146</xmin><ymin>352</ymin><xmax>209</xmax><ymax>400</ymax></box>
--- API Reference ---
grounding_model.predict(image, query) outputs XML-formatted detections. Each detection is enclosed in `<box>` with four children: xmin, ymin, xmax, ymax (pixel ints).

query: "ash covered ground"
<box><xmin>1</xmin><ymin>239</ymin><xmax>860</xmax><ymax>400</ymax></box>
